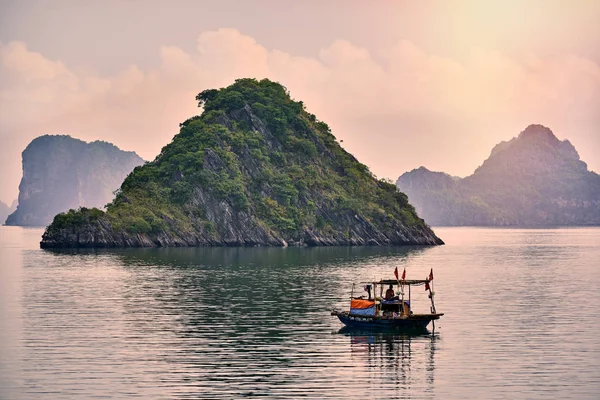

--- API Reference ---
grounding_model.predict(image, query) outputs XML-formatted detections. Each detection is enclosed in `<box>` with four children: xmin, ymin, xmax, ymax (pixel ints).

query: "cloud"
<box><xmin>1</xmin><ymin>28</ymin><xmax>599</xmax><ymax>203</ymax></box>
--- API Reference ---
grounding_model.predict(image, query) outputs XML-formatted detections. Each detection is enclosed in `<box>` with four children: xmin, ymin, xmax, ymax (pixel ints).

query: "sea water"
<box><xmin>1</xmin><ymin>226</ymin><xmax>599</xmax><ymax>399</ymax></box>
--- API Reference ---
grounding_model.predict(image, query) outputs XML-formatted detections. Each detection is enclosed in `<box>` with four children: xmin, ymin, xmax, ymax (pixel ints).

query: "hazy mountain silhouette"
<box><xmin>397</xmin><ymin>125</ymin><xmax>600</xmax><ymax>226</ymax></box>
<box><xmin>0</xmin><ymin>200</ymin><xmax>17</xmax><ymax>225</ymax></box>
<box><xmin>6</xmin><ymin>135</ymin><xmax>144</xmax><ymax>227</ymax></box>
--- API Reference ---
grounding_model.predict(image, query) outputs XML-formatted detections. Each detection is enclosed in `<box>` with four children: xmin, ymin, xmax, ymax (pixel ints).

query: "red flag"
<box><xmin>429</xmin><ymin>268</ymin><xmax>434</xmax><ymax>281</ymax></box>
<box><xmin>394</xmin><ymin>267</ymin><xmax>399</xmax><ymax>280</ymax></box>
<box><xmin>401</xmin><ymin>268</ymin><xmax>406</xmax><ymax>281</ymax></box>
<box><xmin>425</xmin><ymin>281</ymin><xmax>430</xmax><ymax>291</ymax></box>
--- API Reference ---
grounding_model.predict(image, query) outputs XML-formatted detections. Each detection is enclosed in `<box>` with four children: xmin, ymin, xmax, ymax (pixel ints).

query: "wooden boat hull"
<box><xmin>332</xmin><ymin>310</ymin><xmax>443</xmax><ymax>331</ymax></box>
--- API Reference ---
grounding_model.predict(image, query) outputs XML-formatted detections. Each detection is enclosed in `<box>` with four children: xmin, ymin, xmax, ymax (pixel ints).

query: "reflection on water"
<box><xmin>46</xmin><ymin>245</ymin><xmax>428</xmax><ymax>267</ymax></box>
<box><xmin>339</xmin><ymin>328</ymin><xmax>437</xmax><ymax>392</ymax></box>
<box><xmin>1</xmin><ymin>227</ymin><xmax>600</xmax><ymax>399</ymax></box>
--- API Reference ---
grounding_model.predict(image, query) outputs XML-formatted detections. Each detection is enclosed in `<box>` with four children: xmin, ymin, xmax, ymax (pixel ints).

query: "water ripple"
<box><xmin>0</xmin><ymin>227</ymin><xmax>599</xmax><ymax>399</ymax></box>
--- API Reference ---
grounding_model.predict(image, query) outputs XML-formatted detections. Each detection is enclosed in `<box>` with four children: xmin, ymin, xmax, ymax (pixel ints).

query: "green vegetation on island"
<box><xmin>41</xmin><ymin>78</ymin><xmax>442</xmax><ymax>247</ymax></box>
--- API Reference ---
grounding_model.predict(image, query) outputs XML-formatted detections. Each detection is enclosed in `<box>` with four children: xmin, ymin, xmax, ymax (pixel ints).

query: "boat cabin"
<box><xmin>350</xmin><ymin>279</ymin><xmax>436</xmax><ymax>319</ymax></box>
<box><xmin>332</xmin><ymin>270</ymin><xmax>443</xmax><ymax>330</ymax></box>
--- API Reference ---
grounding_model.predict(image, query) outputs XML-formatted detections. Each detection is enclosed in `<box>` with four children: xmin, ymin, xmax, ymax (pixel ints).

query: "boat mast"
<box><xmin>428</xmin><ymin>270</ymin><xmax>437</xmax><ymax>314</ymax></box>
<box><xmin>400</xmin><ymin>282</ymin><xmax>405</xmax><ymax>316</ymax></box>
<box><xmin>373</xmin><ymin>278</ymin><xmax>381</xmax><ymax>315</ymax></box>
<box><xmin>408</xmin><ymin>284</ymin><xmax>411</xmax><ymax>314</ymax></box>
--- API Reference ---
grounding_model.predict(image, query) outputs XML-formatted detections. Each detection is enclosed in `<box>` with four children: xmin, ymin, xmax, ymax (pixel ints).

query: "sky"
<box><xmin>1</xmin><ymin>0</ymin><xmax>599</xmax><ymax>204</ymax></box>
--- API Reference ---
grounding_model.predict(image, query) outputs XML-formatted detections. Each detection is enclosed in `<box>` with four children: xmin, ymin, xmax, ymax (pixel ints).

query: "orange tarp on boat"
<box><xmin>350</xmin><ymin>299</ymin><xmax>375</xmax><ymax>309</ymax></box>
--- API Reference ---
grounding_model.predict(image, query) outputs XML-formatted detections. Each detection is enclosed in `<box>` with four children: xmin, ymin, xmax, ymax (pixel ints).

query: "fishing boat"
<box><xmin>331</xmin><ymin>268</ymin><xmax>443</xmax><ymax>331</ymax></box>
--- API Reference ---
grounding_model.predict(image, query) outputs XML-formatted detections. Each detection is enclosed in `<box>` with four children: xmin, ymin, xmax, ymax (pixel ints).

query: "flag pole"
<box><xmin>399</xmin><ymin>277</ymin><xmax>403</xmax><ymax>315</ymax></box>
<box><xmin>400</xmin><ymin>268</ymin><xmax>406</xmax><ymax>316</ymax></box>
<box><xmin>428</xmin><ymin>268</ymin><xmax>436</xmax><ymax>314</ymax></box>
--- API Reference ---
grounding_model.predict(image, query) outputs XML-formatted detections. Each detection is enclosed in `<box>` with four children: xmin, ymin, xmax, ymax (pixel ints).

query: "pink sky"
<box><xmin>1</xmin><ymin>0</ymin><xmax>599</xmax><ymax>204</ymax></box>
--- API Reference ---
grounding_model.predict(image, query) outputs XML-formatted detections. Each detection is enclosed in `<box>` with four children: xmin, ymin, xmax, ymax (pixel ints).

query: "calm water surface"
<box><xmin>1</xmin><ymin>226</ymin><xmax>599</xmax><ymax>399</ymax></box>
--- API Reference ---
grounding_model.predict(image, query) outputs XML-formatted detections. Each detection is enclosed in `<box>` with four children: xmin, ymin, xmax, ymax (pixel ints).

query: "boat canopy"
<box><xmin>366</xmin><ymin>279</ymin><xmax>431</xmax><ymax>286</ymax></box>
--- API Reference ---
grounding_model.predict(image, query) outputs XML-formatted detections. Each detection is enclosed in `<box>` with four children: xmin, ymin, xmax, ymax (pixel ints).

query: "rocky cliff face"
<box><xmin>6</xmin><ymin>135</ymin><xmax>144</xmax><ymax>227</ymax></box>
<box><xmin>397</xmin><ymin>125</ymin><xmax>600</xmax><ymax>226</ymax></box>
<box><xmin>41</xmin><ymin>79</ymin><xmax>442</xmax><ymax>248</ymax></box>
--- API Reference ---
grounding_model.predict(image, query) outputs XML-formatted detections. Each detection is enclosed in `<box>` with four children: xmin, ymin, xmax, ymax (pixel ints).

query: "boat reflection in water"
<box><xmin>338</xmin><ymin>327</ymin><xmax>438</xmax><ymax>393</ymax></box>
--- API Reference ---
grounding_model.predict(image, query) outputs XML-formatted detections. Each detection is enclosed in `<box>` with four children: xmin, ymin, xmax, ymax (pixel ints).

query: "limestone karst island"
<box><xmin>6</xmin><ymin>135</ymin><xmax>144</xmax><ymax>227</ymax></box>
<box><xmin>397</xmin><ymin>124</ymin><xmax>600</xmax><ymax>226</ymax></box>
<box><xmin>40</xmin><ymin>79</ymin><xmax>443</xmax><ymax>248</ymax></box>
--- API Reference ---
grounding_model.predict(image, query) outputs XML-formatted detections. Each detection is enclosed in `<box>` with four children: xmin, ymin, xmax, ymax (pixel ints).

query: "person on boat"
<box><xmin>385</xmin><ymin>285</ymin><xmax>395</xmax><ymax>300</ymax></box>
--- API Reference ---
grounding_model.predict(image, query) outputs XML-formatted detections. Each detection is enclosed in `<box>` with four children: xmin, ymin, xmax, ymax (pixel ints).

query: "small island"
<box><xmin>0</xmin><ymin>200</ymin><xmax>17</xmax><ymax>225</ymax></box>
<box><xmin>41</xmin><ymin>79</ymin><xmax>442</xmax><ymax>248</ymax></box>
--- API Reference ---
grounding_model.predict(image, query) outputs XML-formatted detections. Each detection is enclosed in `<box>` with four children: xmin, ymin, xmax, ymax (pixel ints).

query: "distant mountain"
<box><xmin>0</xmin><ymin>200</ymin><xmax>17</xmax><ymax>225</ymax></box>
<box><xmin>6</xmin><ymin>135</ymin><xmax>144</xmax><ymax>227</ymax></box>
<box><xmin>397</xmin><ymin>125</ymin><xmax>600</xmax><ymax>226</ymax></box>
